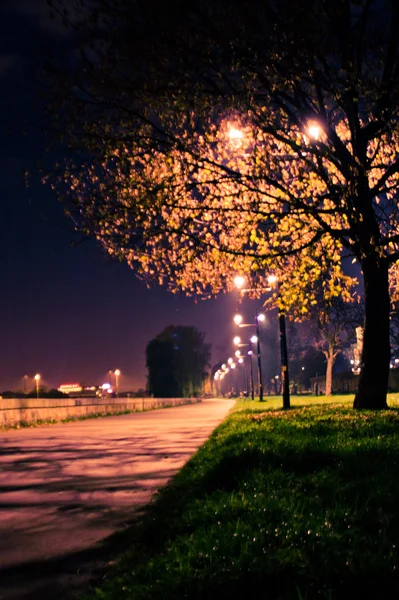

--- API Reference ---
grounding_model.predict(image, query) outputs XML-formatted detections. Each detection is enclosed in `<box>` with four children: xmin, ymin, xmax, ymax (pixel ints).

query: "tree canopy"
<box><xmin>46</xmin><ymin>0</ymin><xmax>399</xmax><ymax>408</ymax></box>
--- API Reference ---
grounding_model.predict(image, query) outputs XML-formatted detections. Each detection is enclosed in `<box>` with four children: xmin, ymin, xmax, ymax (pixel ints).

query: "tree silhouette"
<box><xmin>146</xmin><ymin>326</ymin><xmax>211</xmax><ymax>398</ymax></box>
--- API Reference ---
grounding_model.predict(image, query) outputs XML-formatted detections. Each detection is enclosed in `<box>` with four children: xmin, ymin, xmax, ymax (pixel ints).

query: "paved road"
<box><xmin>0</xmin><ymin>398</ymin><xmax>235</xmax><ymax>600</ymax></box>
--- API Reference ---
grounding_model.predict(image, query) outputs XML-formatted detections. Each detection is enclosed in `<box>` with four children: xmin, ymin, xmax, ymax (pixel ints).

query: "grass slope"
<box><xmin>86</xmin><ymin>396</ymin><xmax>399</xmax><ymax>600</ymax></box>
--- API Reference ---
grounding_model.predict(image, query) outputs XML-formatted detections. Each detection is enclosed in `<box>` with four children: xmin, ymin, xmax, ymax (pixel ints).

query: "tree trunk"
<box><xmin>354</xmin><ymin>257</ymin><xmax>390</xmax><ymax>409</ymax></box>
<box><xmin>325</xmin><ymin>345</ymin><xmax>334</xmax><ymax>396</ymax></box>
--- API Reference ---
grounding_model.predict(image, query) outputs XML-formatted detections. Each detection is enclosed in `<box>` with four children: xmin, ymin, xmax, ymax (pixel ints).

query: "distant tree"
<box><xmin>45</xmin><ymin>388</ymin><xmax>69</xmax><ymax>398</ymax></box>
<box><xmin>146</xmin><ymin>326</ymin><xmax>211</xmax><ymax>398</ymax></box>
<box><xmin>314</xmin><ymin>300</ymin><xmax>362</xmax><ymax>396</ymax></box>
<box><xmin>1</xmin><ymin>390</ymin><xmax>20</xmax><ymax>399</ymax></box>
<box><xmin>288</xmin><ymin>299</ymin><xmax>362</xmax><ymax>395</ymax></box>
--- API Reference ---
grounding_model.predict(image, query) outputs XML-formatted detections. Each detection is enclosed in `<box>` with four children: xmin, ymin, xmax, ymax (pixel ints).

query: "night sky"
<box><xmin>0</xmin><ymin>0</ymin><xmax>257</xmax><ymax>393</ymax></box>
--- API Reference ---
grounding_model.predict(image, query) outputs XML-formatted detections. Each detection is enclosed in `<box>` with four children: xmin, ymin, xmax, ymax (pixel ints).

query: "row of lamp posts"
<box><xmin>230</xmin><ymin>274</ymin><xmax>290</xmax><ymax>408</ymax></box>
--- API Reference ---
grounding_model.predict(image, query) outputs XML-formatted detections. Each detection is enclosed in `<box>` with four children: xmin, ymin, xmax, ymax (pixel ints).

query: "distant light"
<box><xmin>250</xmin><ymin>335</ymin><xmax>258</xmax><ymax>344</ymax></box>
<box><xmin>231</xmin><ymin>363</ymin><xmax>236</xmax><ymax>369</ymax></box>
<box><xmin>234</xmin><ymin>275</ymin><xmax>246</xmax><ymax>289</ymax></box>
<box><xmin>238</xmin><ymin>358</ymin><xmax>243</xmax><ymax>364</ymax></box>
<box><xmin>59</xmin><ymin>383</ymin><xmax>82</xmax><ymax>393</ymax></box>
<box><xmin>234</xmin><ymin>314</ymin><xmax>243</xmax><ymax>325</ymax></box>
<box><xmin>233</xmin><ymin>336</ymin><xmax>241</xmax><ymax>345</ymax></box>
<box><xmin>248</xmin><ymin>350</ymin><xmax>253</xmax><ymax>356</ymax></box>
<box><xmin>228</xmin><ymin>358</ymin><xmax>233</xmax><ymax>365</ymax></box>
<box><xmin>101</xmin><ymin>383</ymin><xmax>111</xmax><ymax>390</ymax></box>
<box><xmin>235</xmin><ymin>350</ymin><xmax>241</xmax><ymax>358</ymax></box>
<box><xmin>34</xmin><ymin>374</ymin><xmax>40</xmax><ymax>381</ymax></box>
<box><xmin>257</xmin><ymin>314</ymin><xmax>265</xmax><ymax>322</ymax></box>
<box><xmin>275</xmin><ymin>375</ymin><xmax>279</xmax><ymax>379</ymax></box>
<box><xmin>267</xmin><ymin>275</ymin><xmax>278</xmax><ymax>285</ymax></box>
<box><xmin>221</xmin><ymin>364</ymin><xmax>226</xmax><ymax>370</ymax></box>
<box><xmin>114</xmin><ymin>369</ymin><xmax>121</xmax><ymax>376</ymax></box>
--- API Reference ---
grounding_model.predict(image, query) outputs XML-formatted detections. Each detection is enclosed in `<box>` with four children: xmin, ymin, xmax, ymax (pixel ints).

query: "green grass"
<box><xmin>85</xmin><ymin>395</ymin><xmax>399</xmax><ymax>600</ymax></box>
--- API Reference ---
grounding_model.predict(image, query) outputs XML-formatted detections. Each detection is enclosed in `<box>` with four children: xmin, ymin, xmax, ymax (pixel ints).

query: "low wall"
<box><xmin>0</xmin><ymin>397</ymin><xmax>201</xmax><ymax>427</ymax></box>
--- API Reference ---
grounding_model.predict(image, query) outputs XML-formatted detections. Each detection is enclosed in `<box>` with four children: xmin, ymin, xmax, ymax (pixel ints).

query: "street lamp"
<box><xmin>234</xmin><ymin>275</ymin><xmax>246</xmax><ymax>290</ymax></box>
<box><xmin>247</xmin><ymin>350</ymin><xmax>255</xmax><ymax>400</ymax></box>
<box><xmin>267</xmin><ymin>274</ymin><xmax>290</xmax><ymax>409</ymax></box>
<box><xmin>34</xmin><ymin>374</ymin><xmax>40</xmax><ymax>399</ymax></box>
<box><xmin>114</xmin><ymin>369</ymin><xmax>121</xmax><ymax>398</ymax></box>
<box><xmin>233</xmin><ymin>312</ymin><xmax>265</xmax><ymax>402</ymax></box>
<box><xmin>23</xmin><ymin>374</ymin><xmax>28</xmax><ymax>395</ymax></box>
<box><xmin>306</xmin><ymin>120</ymin><xmax>323</xmax><ymax>141</ymax></box>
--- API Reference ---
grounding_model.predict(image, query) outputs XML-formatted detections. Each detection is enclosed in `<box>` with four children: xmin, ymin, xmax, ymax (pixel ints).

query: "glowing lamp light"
<box><xmin>257</xmin><ymin>314</ymin><xmax>265</xmax><ymax>322</ymax></box>
<box><xmin>101</xmin><ymin>383</ymin><xmax>111</xmax><ymax>390</ymax></box>
<box><xmin>231</xmin><ymin>363</ymin><xmax>236</xmax><ymax>369</ymax></box>
<box><xmin>234</xmin><ymin>314</ymin><xmax>243</xmax><ymax>325</ymax></box>
<box><xmin>228</xmin><ymin>127</ymin><xmax>244</xmax><ymax>141</ymax></box>
<box><xmin>228</xmin><ymin>358</ymin><xmax>233</xmax><ymax>365</ymax></box>
<box><xmin>234</xmin><ymin>275</ymin><xmax>246</xmax><ymax>289</ymax></box>
<box><xmin>34</xmin><ymin>374</ymin><xmax>40</xmax><ymax>381</ymax></box>
<box><xmin>267</xmin><ymin>275</ymin><xmax>278</xmax><ymax>285</ymax></box>
<box><xmin>233</xmin><ymin>336</ymin><xmax>241</xmax><ymax>345</ymax></box>
<box><xmin>307</xmin><ymin>121</ymin><xmax>322</xmax><ymax>140</ymax></box>
<box><xmin>248</xmin><ymin>350</ymin><xmax>253</xmax><ymax>356</ymax></box>
<box><xmin>235</xmin><ymin>350</ymin><xmax>241</xmax><ymax>358</ymax></box>
<box><xmin>238</xmin><ymin>358</ymin><xmax>243</xmax><ymax>363</ymax></box>
<box><xmin>250</xmin><ymin>335</ymin><xmax>258</xmax><ymax>344</ymax></box>
<box><xmin>114</xmin><ymin>369</ymin><xmax>121</xmax><ymax>376</ymax></box>
<box><xmin>221</xmin><ymin>364</ymin><xmax>226</xmax><ymax>370</ymax></box>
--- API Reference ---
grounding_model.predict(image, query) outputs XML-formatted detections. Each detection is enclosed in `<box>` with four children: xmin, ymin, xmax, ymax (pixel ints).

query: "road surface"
<box><xmin>0</xmin><ymin>398</ymin><xmax>235</xmax><ymax>600</ymax></box>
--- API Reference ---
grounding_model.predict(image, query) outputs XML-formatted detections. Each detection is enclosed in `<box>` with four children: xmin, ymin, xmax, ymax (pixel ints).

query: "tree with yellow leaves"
<box><xmin>46</xmin><ymin>0</ymin><xmax>399</xmax><ymax>408</ymax></box>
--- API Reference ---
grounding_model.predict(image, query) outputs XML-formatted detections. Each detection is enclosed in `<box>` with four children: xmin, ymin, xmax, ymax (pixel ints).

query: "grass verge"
<box><xmin>85</xmin><ymin>395</ymin><xmax>399</xmax><ymax>600</ymax></box>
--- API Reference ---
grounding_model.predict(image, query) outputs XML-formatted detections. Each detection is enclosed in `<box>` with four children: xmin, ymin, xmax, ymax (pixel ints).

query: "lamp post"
<box><xmin>235</xmin><ymin>350</ymin><xmax>248</xmax><ymax>397</ymax></box>
<box><xmin>234</xmin><ymin>337</ymin><xmax>255</xmax><ymax>400</ymax></box>
<box><xmin>114</xmin><ymin>369</ymin><xmax>121</xmax><ymax>398</ymax></box>
<box><xmin>267</xmin><ymin>275</ymin><xmax>290</xmax><ymax>409</ymax></box>
<box><xmin>247</xmin><ymin>350</ymin><xmax>255</xmax><ymax>400</ymax></box>
<box><xmin>34</xmin><ymin>374</ymin><xmax>40</xmax><ymax>399</ymax></box>
<box><xmin>233</xmin><ymin>312</ymin><xmax>265</xmax><ymax>402</ymax></box>
<box><xmin>23</xmin><ymin>374</ymin><xmax>28</xmax><ymax>395</ymax></box>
